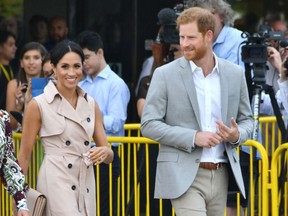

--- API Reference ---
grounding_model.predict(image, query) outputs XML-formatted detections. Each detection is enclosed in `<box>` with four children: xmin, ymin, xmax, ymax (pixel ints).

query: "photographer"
<box><xmin>135</xmin><ymin>7</ymin><xmax>182</xmax><ymax>96</ymax></box>
<box><xmin>277</xmin><ymin>38</ymin><xmax>288</xmax><ymax>116</ymax></box>
<box><xmin>261</xmin><ymin>37</ymin><xmax>288</xmax><ymax>112</ymax></box>
<box><xmin>137</xmin><ymin>44</ymin><xmax>181</xmax><ymax>118</ymax></box>
<box><xmin>136</xmin><ymin>7</ymin><xmax>182</xmax><ymax>216</ymax></box>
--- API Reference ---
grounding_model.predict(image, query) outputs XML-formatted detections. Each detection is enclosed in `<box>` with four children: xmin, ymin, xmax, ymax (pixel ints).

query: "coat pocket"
<box><xmin>157</xmin><ymin>152</ymin><xmax>179</xmax><ymax>162</ymax></box>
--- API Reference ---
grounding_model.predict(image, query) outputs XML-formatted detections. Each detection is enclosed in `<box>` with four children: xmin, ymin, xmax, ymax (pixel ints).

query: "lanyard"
<box><xmin>0</xmin><ymin>64</ymin><xmax>14</xmax><ymax>81</ymax></box>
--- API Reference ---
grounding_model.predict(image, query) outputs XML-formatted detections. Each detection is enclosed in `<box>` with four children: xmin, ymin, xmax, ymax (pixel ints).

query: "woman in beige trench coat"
<box><xmin>18</xmin><ymin>40</ymin><xmax>114</xmax><ymax>216</ymax></box>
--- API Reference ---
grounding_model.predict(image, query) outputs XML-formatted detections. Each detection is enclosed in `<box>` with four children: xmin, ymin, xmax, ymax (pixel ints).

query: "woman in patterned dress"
<box><xmin>0</xmin><ymin>109</ymin><xmax>29</xmax><ymax>216</ymax></box>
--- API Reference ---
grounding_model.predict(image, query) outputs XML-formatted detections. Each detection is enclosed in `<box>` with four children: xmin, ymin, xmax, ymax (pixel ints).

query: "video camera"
<box><xmin>242</xmin><ymin>25</ymin><xmax>284</xmax><ymax>64</ymax></box>
<box><xmin>241</xmin><ymin>25</ymin><xmax>284</xmax><ymax>84</ymax></box>
<box><xmin>154</xmin><ymin>3</ymin><xmax>187</xmax><ymax>64</ymax></box>
<box><xmin>159</xmin><ymin>3</ymin><xmax>187</xmax><ymax>45</ymax></box>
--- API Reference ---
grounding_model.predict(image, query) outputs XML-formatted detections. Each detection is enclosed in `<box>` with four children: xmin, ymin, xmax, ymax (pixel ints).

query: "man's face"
<box><xmin>32</xmin><ymin>21</ymin><xmax>48</xmax><ymax>40</ymax></box>
<box><xmin>49</xmin><ymin>19</ymin><xmax>68</xmax><ymax>43</ymax></box>
<box><xmin>0</xmin><ymin>36</ymin><xmax>17</xmax><ymax>61</ymax></box>
<box><xmin>82</xmin><ymin>48</ymin><xmax>102</xmax><ymax>76</ymax></box>
<box><xmin>179</xmin><ymin>21</ymin><xmax>209</xmax><ymax>61</ymax></box>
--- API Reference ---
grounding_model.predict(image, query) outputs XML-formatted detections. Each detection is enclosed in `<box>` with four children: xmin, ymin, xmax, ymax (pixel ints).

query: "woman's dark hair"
<box><xmin>18</xmin><ymin>41</ymin><xmax>48</xmax><ymax>83</ymax></box>
<box><xmin>42</xmin><ymin>52</ymin><xmax>51</xmax><ymax>66</ymax></box>
<box><xmin>50</xmin><ymin>40</ymin><xmax>84</xmax><ymax>66</ymax></box>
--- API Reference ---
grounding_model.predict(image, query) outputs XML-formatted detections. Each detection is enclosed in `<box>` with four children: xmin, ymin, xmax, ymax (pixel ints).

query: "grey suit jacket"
<box><xmin>141</xmin><ymin>56</ymin><xmax>253</xmax><ymax>199</ymax></box>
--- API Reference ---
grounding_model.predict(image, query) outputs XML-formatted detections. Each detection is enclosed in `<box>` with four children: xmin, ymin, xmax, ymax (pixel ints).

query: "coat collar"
<box><xmin>43</xmin><ymin>80</ymin><xmax>93</xmax><ymax>136</ymax></box>
<box><xmin>44</xmin><ymin>80</ymin><xmax>87</xmax><ymax>104</ymax></box>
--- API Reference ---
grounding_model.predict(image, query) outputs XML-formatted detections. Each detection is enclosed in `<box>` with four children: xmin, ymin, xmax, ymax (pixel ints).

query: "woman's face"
<box><xmin>53</xmin><ymin>52</ymin><xmax>83</xmax><ymax>90</ymax></box>
<box><xmin>43</xmin><ymin>60</ymin><xmax>53</xmax><ymax>77</ymax></box>
<box><xmin>20</xmin><ymin>49</ymin><xmax>43</xmax><ymax>77</ymax></box>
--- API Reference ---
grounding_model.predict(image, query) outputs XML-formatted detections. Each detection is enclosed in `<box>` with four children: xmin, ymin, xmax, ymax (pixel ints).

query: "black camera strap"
<box><xmin>262</xmin><ymin>84</ymin><xmax>287</xmax><ymax>141</ymax></box>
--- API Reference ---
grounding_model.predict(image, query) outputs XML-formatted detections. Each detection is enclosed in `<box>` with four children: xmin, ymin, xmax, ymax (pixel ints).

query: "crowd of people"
<box><xmin>0</xmin><ymin>0</ymin><xmax>288</xmax><ymax>215</ymax></box>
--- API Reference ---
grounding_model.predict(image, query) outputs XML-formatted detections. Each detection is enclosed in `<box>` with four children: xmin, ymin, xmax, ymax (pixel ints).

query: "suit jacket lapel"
<box><xmin>179</xmin><ymin>58</ymin><xmax>202</xmax><ymax>129</ymax></box>
<box><xmin>219</xmin><ymin>60</ymin><xmax>228</xmax><ymax>123</ymax></box>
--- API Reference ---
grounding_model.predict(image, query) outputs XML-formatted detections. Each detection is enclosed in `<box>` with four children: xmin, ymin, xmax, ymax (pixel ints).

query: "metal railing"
<box><xmin>1</xmin><ymin>117</ymin><xmax>287</xmax><ymax>216</ymax></box>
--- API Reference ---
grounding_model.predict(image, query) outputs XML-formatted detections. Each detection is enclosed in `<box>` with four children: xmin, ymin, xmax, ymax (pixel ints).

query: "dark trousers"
<box><xmin>96</xmin><ymin>146</ymin><xmax>120</xmax><ymax>216</ymax></box>
<box><xmin>139</xmin><ymin>145</ymin><xmax>173</xmax><ymax>216</ymax></box>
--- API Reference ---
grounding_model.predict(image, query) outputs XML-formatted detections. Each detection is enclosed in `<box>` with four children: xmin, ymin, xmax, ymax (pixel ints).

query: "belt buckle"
<box><xmin>216</xmin><ymin>163</ymin><xmax>222</xmax><ymax>169</ymax></box>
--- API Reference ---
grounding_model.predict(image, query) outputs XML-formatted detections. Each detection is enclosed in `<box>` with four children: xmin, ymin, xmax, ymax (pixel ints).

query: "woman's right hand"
<box><xmin>24</xmin><ymin>79</ymin><xmax>32</xmax><ymax>105</ymax></box>
<box><xmin>17</xmin><ymin>210</ymin><xmax>30</xmax><ymax>216</ymax></box>
<box><xmin>15</xmin><ymin>83</ymin><xmax>28</xmax><ymax>106</ymax></box>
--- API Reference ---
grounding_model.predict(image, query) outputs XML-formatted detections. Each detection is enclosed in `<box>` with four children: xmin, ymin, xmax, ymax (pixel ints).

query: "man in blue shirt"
<box><xmin>75</xmin><ymin>31</ymin><xmax>130</xmax><ymax>216</ymax></box>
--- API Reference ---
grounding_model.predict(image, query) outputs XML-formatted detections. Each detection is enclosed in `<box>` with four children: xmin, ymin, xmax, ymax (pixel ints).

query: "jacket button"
<box><xmin>68</xmin><ymin>163</ymin><xmax>72</xmax><ymax>169</ymax></box>
<box><xmin>66</xmin><ymin>140</ymin><xmax>71</xmax><ymax>146</ymax></box>
<box><xmin>87</xmin><ymin>188</ymin><xmax>89</xmax><ymax>193</ymax></box>
<box><xmin>71</xmin><ymin>185</ymin><xmax>76</xmax><ymax>190</ymax></box>
<box><xmin>87</xmin><ymin>117</ymin><xmax>91</xmax><ymax>122</ymax></box>
<box><xmin>84</xmin><ymin>141</ymin><xmax>89</xmax><ymax>146</ymax></box>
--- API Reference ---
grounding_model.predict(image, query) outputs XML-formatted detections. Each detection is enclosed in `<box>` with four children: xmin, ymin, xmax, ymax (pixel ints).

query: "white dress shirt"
<box><xmin>190</xmin><ymin>57</ymin><xmax>227</xmax><ymax>163</ymax></box>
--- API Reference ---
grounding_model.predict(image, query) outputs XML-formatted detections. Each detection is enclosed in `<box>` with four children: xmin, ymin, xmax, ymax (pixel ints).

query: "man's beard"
<box><xmin>183</xmin><ymin>45</ymin><xmax>207</xmax><ymax>61</ymax></box>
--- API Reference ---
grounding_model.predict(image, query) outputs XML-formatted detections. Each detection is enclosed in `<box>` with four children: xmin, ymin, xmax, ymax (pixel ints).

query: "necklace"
<box><xmin>0</xmin><ymin>64</ymin><xmax>14</xmax><ymax>81</ymax></box>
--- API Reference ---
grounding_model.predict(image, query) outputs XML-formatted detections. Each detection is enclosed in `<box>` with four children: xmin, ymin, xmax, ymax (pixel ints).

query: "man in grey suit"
<box><xmin>141</xmin><ymin>7</ymin><xmax>253</xmax><ymax>216</ymax></box>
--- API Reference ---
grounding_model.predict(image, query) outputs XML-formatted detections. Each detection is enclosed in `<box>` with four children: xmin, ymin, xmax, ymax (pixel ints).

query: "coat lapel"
<box><xmin>56</xmin><ymin>96</ymin><xmax>82</xmax><ymax>124</ymax></box>
<box><xmin>44</xmin><ymin>81</ymin><xmax>92</xmax><ymax>137</ymax></box>
<box><xmin>179</xmin><ymin>58</ymin><xmax>202</xmax><ymax>129</ymax></box>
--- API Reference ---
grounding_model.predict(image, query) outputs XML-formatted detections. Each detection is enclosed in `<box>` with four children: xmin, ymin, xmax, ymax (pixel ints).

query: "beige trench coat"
<box><xmin>34</xmin><ymin>81</ymin><xmax>96</xmax><ymax>216</ymax></box>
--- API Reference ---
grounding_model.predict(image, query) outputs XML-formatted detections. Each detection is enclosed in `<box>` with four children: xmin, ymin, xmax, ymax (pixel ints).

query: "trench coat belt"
<box><xmin>44</xmin><ymin>148</ymin><xmax>89</xmax><ymax>213</ymax></box>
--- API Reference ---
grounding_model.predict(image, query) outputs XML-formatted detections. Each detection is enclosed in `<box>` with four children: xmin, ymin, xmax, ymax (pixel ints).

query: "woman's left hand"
<box><xmin>89</xmin><ymin>146</ymin><xmax>112</xmax><ymax>165</ymax></box>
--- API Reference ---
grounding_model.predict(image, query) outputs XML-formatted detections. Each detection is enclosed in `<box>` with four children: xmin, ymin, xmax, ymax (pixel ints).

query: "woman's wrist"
<box><xmin>16</xmin><ymin>98</ymin><xmax>25</xmax><ymax>110</ymax></box>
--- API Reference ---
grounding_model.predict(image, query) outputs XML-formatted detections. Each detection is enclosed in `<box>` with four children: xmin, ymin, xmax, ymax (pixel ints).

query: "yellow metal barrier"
<box><xmin>241</xmin><ymin>140</ymin><xmax>269</xmax><ymax>216</ymax></box>
<box><xmin>259</xmin><ymin>116</ymin><xmax>282</xmax><ymax>156</ymax></box>
<box><xmin>0</xmin><ymin>118</ymin><xmax>287</xmax><ymax>216</ymax></box>
<box><xmin>271</xmin><ymin>143</ymin><xmax>288</xmax><ymax>216</ymax></box>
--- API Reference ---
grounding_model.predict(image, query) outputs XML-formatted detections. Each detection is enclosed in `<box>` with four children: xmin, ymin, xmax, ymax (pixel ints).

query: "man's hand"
<box><xmin>194</xmin><ymin>131</ymin><xmax>223</xmax><ymax>148</ymax></box>
<box><xmin>216</xmin><ymin>117</ymin><xmax>240</xmax><ymax>143</ymax></box>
